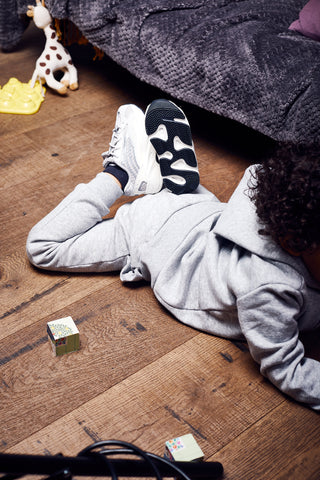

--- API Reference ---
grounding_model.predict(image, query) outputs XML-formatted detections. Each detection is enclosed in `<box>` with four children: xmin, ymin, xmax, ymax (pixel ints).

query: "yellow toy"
<box><xmin>0</xmin><ymin>78</ymin><xmax>45</xmax><ymax>114</ymax></box>
<box><xmin>27</xmin><ymin>0</ymin><xmax>78</xmax><ymax>94</ymax></box>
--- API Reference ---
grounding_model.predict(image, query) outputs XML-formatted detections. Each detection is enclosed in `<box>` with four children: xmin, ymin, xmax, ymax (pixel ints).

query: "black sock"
<box><xmin>104</xmin><ymin>164</ymin><xmax>129</xmax><ymax>191</ymax></box>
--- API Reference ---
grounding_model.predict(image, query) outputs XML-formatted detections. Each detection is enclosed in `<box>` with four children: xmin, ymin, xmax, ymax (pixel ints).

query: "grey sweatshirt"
<box><xmin>137</xmin><ymin>168</ymin><xmax>320</xmax><ymax>410</ymax></box>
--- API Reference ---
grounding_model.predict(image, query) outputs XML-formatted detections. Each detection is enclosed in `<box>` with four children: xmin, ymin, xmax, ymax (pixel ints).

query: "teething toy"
<box><xmin>0</xmin><ymin>78</ymin><xmax>45</xmax><ymax>114</ymax></box>
<box><xmin>27</xmin><ymin>0</ymin><xmax>78</xmax><ymax>94</ymax></box>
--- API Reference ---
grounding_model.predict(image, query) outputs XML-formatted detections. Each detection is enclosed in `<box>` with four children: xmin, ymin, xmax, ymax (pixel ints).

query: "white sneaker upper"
<box><xmin>102</xmin><ymin>104</ymin><xmax>163</xmax><ymax>196</ymax></box>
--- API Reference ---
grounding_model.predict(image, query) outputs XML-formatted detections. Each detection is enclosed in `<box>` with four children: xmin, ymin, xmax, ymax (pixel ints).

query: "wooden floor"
<box><xmin>1</xmin><ymin>24</ymin><xmax>320</xmax><ymax>480</ymax></box>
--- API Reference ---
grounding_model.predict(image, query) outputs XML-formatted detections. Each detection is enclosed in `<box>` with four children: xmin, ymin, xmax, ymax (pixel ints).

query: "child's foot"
<box><xmin>145</xmin><ymin>99</ymin><xmax>200</xmax><ymax>194</ymax></box>
<box><xmin>102</xmin><ymin>104</ymin><xmax>163</xmax><ymax>196</ymax></box>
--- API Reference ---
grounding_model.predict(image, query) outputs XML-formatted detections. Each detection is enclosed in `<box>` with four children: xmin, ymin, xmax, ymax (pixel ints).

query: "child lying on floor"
<box><xmin>26</xmin><ymin>99</ymin><xmax>320</xmax><ymax>411</ymax></box>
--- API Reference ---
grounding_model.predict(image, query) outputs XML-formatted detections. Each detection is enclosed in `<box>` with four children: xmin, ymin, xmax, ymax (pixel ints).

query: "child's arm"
<box><xmin>237</xmin><ymin>284</ymin><xmax>320</xmax><ymax>411</ymax></box>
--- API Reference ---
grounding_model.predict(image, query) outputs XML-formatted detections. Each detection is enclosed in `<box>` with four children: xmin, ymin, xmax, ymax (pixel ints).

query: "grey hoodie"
<box><xmin>139</xmin><ymin>167</ymin><xmax>320</xmax><ymax>411</ymax></box>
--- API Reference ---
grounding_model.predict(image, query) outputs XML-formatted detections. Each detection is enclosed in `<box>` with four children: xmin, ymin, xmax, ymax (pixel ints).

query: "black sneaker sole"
<box><xmin>145</xmin><ymin>99</ymin><xmax>200</xmax><ymax>194</ymax></box>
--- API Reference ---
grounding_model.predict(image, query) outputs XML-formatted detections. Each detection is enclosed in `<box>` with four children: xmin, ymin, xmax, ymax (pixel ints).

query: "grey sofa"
<box><xmin>1</xmin><ymin>0</ymin><xmax>320</xmax><ymax>146</ymax></box>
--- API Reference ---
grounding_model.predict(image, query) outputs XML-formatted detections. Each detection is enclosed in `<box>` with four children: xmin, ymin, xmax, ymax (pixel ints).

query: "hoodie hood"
<box><xmin>212</xmin><ymin>166</ymin><xmax>320</xmax><ymax>290</ymax></box>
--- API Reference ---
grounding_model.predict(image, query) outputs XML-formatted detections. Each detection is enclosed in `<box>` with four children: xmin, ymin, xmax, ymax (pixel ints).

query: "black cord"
<box><xmin>77</xmin><ymin>440</ymin><xmax>164</xmax><ymax>480</ymax></box>
<box><xmin>0</xmin><ymin>439</ymin><xmax>213</xmax><ymax>480</ymax></box>
<box><xmin>97</xmin><ymin>449</ymin><xmax>192</xmax><ymax>480</ymax></box>
<box><xmin>43</xmin><ymin>468</ymin><xmax>72</xmax><ymax>480</ymax></box>
<box><xmin>82</xmin><ymin>452</ymin><xmax>117</xmax><ymax>480</ymax></box>
<box><xmin>147</xmin><ymin>452</ymin><xmax>193</xmax><ymax>480</ymax></box>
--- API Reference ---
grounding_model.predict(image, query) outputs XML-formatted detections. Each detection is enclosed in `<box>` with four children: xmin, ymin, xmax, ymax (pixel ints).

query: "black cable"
<box><xmin>0</xmin><ymin>439</ymin><xmax>223</xmax><ymax>479</ymax></box>
<box><xmin>97</xmin><ymin>449</ymin><xmax>192</xmax><ymax>480</ymax></box>
<box><xmin>78</xmin><ymin>440</ymin><xmax>163</xmax><ymax>480</ymax></box>
<box><xmin>84</xmin><ymin>453</ymin><xmax>117</xmax><ymax>480</ymax></box>
<box><xmin>147</xmin><ymin>452</ymin><xmax>193</xmax><ymax>480</ymax></box>
<box><xmin>43</xmin><ymin>468</ymin><xmax>72</xmax><ymax>480</ymax></box>
<box><xmin>78</xmin><ymin>441</ymin><xmax>117</xmax><ymax>480</ymax></box>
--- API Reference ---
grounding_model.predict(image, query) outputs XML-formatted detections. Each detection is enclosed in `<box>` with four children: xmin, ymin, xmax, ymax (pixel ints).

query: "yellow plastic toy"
<box><xmin>0</xmin><ymin>77</ymin><xmax>45</xmax><ymax>114</ymax></box>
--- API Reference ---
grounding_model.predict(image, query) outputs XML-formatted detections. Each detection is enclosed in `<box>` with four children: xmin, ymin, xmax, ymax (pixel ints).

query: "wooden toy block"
<box><xmin>47</xmin><ymin>316</ymin><xmax>80</xmax><ymax>356</ymax></box>
<box><xmin>165</xmin><ymin>434</ymin><xmax>204</xmax><ymax>462</ymax></box>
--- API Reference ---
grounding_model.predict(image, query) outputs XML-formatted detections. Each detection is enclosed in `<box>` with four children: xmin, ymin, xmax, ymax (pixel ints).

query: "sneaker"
<box><xmin>102</xmin><ymin>104</ymin><xmax>163</xmax><ymax>196</ymax></box>
<box><xmin>145</xmin><ymin>99</ymin><xmax>200</xmax><ymax>194</ymax></box>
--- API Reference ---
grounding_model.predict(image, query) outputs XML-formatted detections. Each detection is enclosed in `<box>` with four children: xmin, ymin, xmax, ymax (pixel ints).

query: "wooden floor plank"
<box><xmin>0</xmin><ymin>254</ymin><xmax>120</xmax><ymax>340</ymax></box>
<box><xmin>6</xmin><ymin>333</ymin><xmax>313</xmax><ymax>480</ymax></box>
<box><xmin>0</xmin><ymin>281</ymin><xmax>197</xmax><ymax>448</ymax></box>
<box><xmin>6</xmin><ymin>334</ymin><xmax>284</xmax><ymax>459</ymax></box>
<box><xmin>213</xmin><ymin>402</ymin><xmax>320</xmax><ymax>479</ymax></box>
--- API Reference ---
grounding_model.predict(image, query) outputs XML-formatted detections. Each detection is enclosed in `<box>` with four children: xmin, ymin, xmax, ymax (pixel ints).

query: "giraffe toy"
<box><xmin>27</xmin><ymin>0</ymin><xmax>78</xmax><ymax>95</ymax></box>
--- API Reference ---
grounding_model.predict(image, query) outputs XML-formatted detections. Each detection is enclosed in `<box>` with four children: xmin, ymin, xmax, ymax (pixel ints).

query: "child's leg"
<box><xmin>26</xmin><ymin>100</ymin><xmax>202</xmax><ymax>274</ymax></box>
<box><xmin>26</xmin><ymin>103</ymin><xmax>164</xmax><ymax>273</ymax></box>
<box><xmin>26</xmin><ymin>173</ymin><xmax>129</xmax><ymax>272</ymax></box>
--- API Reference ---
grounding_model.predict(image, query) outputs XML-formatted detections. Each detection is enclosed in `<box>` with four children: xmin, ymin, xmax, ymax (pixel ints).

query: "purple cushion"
<box><xmin>289</xmin><ymin>0</ymin><xmax>320</xmax><ymax>41</ymax></box>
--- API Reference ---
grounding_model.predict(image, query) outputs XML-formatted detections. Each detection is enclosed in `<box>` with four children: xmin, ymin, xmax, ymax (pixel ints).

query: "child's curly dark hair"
<box><xmin>249</xmin><ymin>144</ymin><xmax>320</xmax><ymax>253</ymax></box>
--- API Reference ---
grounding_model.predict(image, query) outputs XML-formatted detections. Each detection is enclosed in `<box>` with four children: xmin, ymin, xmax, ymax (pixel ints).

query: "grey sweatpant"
<box><xmin>26</xmin><ymin>172</ymin><xmax>219</xmax><ymax>287</ymax></box>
